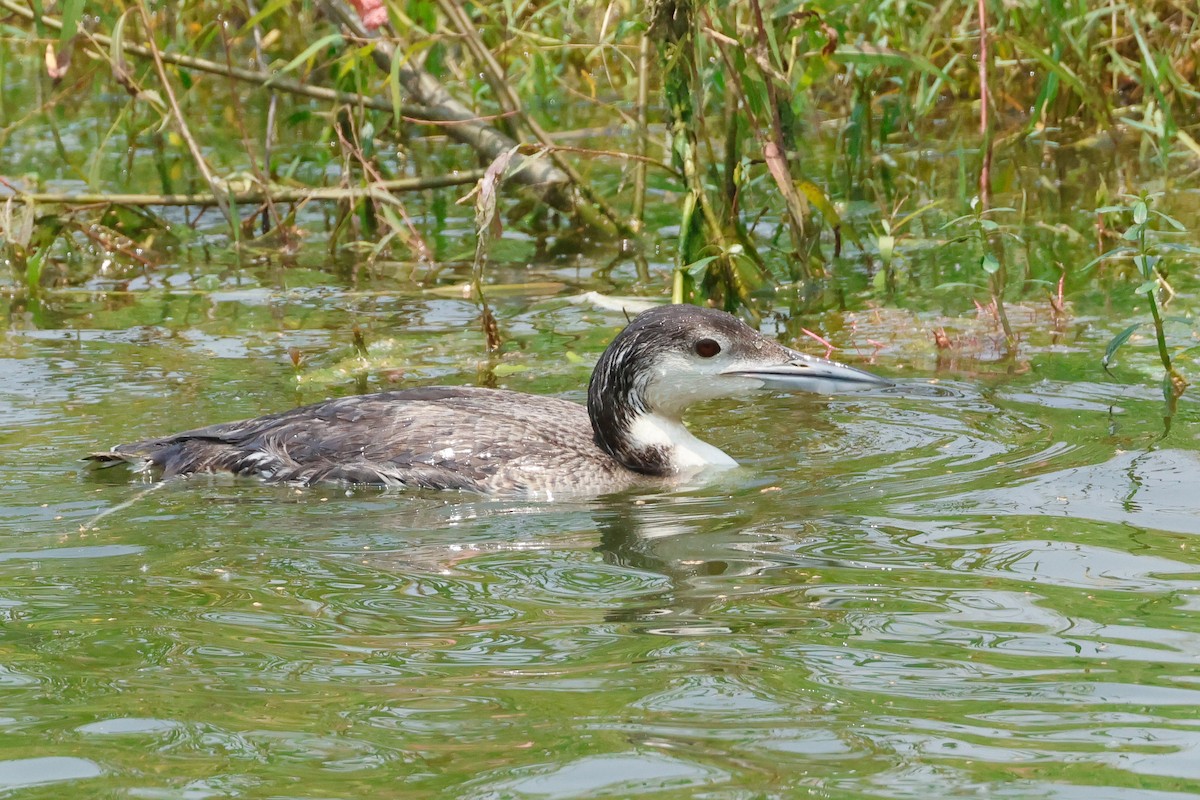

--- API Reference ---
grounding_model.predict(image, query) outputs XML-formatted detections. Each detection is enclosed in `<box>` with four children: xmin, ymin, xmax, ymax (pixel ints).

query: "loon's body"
<box><xmin>90</xmin><ymin>305</ymin><xmax>888</xmax><ymax>496</ymax></box>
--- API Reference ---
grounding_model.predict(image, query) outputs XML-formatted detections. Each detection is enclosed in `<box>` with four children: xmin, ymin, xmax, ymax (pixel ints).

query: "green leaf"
<box><xmin>389</xmin><ymin>39</ymin><xmax>438</xmax><ymax>128</ymax></box>
<box><xmin>237</xmin><ymin>0</ymin><xmax>297</xmax><ymax>37</ymax></box>
<box><xmin>1133</xmin><ymin>200</ymin><xmax>1148</xmax><ymax>224</ymax></box>
<box><xmin>1134</xmin><ymin>279</ymin><xmax>1158</xmax><ymax>295</ymax></box>
<box><xmin>938</xmin><ymin>214</ymin><xmax>976</xmax><ymax>230</ymax></box>
<box><xmin>1079</xmin><ymin>246</ymin><xmax>1134</xmax><ymax>273</ymax></box>
<box><xmin>393</xmin><ymin>47</ymin><xmax>412</xmax><ymax>130</ymax></box>
<box><xmin>763</xmin><ymin>15</ymin><xmax>782</xmax><ymax>73</ymax></box>
<box><xmin>1156</xmin><ymin>243</ymin><xmax>1200</xmax><ymax>256</ymax></box>
<box><xmin>272</xmin><ymin>33</ymin><xmax>344</xmax><ymax>79</ymax></box>
<box><xmin>136</xmin><ymin>89</ymin><xmax>166</xmax><ymax>112</ymax></box>
<box><xmin>877</xmin><ymin>234</ymin><xmax>895</xmax><ymax>264</ymax></box>
<box><xmin>1008</xmin><ymin>34</ymin><xmax>1108</xmax><ymax>119</ymax></box>
<box><xmin>59</xmin><ymin>0</ymin><xmax>83</xmax><ymax>46</ymax></box>
<box><xmin>1119</xmin><ymin>114</ymin><xmax>1165</xmax><ymax>136</ymax></box>
<box><xmin>24</xmin><ymin>248</ymin><xmax>46</xmax><ymax>293</ymax></box>
<box><xmin>378</xmin><ymin>204</ymin><xmax>406</xmax><ymax>235</ymax></box>
<box><xmin>1027</xmin><ymin>52</ymin><xmax>1061</xmax><ymax>131</ymax></box>
<box><xmin>1151</xmin><ymin>210</ymin><xmax>1186</xmax><ymax>231</ymax></box>
<box><xmin>796</xmin><ymin>179</ymin><xmax>840</xmax><ymax>226</ymax></box>
<box><xmin>110</xmin><ymin>9</ymin><xmax>131</xmax><ymax>67</ymax></box>
<box><xmin>1102</xmin><ymin>323</ymin><xmax>1143</xmax><ymax>368</ymax></box>
<box><xmin>685</xmin><ymin>255</ymin><xmax>719</xmax><ymax>279</ymax></box>
<box><xmin>731</xmin><ymin>252</ymin><xmax>766</xmax><ymax>297</ymax></box>
<box><xmin>833</xmin><ymin>44</ymin><xmax>957</xmax><ymax>88</ymax></box>
<box><xmin>933</xmin><ymin>281</ymin><xmax>989</xmax><ymax>292</ymax></box>
<box><xmin>981</xmin><ymin>253</ymin><xmax>1000</xmax><ymax>274</ymax></box>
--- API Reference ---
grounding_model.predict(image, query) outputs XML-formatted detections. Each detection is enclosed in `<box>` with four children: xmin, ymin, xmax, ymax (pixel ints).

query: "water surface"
<box><xmin>3</xmin><ymin>276</ymin><xmax>1200</xmax><ymax>799</ymax></box>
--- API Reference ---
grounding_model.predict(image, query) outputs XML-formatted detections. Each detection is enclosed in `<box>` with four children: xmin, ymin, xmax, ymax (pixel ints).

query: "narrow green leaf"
<box><xmin>796</xmin><ymin>180</ymin><xmax>839</xmax><ymax>226</ymax></box>
<box><xmin>1102</xmin><ymin>323</ymin><xmax>1143</xmax><ymax>368</ymax></box>
<box><xmin>59</xmin><ymin>0</ymin><xmax>83</xmax><ymax>45</ymax></box>
<box><xmin>762</xmin><ymin>17</ymin><xmax>782</xmax><ymax>74</ymax></box>
<box><xmin>1156</xmin><ymin>243</ymin><xmax>1200</xmax><ymax>256</ymax></box>
<box><xmin>24</xmin><ymin>248</ymin><xmax>46</xmax><ymax>293</ymax></box>
<box><xmin>1079</xmin><ymin>247</ymin><xmax>1134</xmax><ymax>273</ymax></box>
<box><xmin>110</xmin><ymin>9</ymin><xmax>131</xmax><ymax>71</ymax></box>
<box><xmin>1008</xmin><ymin>34</ymin><xmax>1108</xmax><ymax>116</ymax></box>
<box><xmin>932</xmin><ymin>281</ymin><xmax>989</xmax><ymax>292</ymax></box>
<box><xmin>376</xmin><ymin>205</ymin><xmax>405</xmax><ymax>232</ymax></box>
<box><xmin>1151</xmin><ymin>210</ymin><xmax>1186</xmax><ymax>231</ymax></box>
<box><xmin>237</xmin><ymin>0</ymin><xmax>297</xmax><ymax>37</ymax></box>
<box><xmin>389</xmin><ymin>46</ymin><xmax>405</xmax><ymax>129</ymax></box>
<box><xmin>938</xmin><ymin>214</ymin><xmax>976</xmax><ymax>230</ymax></box>
<box><xmin>1027</xmin><ymin>52</ymin><xmax>1060</xmax><ymax>131</ymax></box>
<box><xmin>833</xmin><ymin>45</ymin><xmax>957</xmax><ymax>88</ymax></box>
<box><xmin>272</xmin><ymin>33</ymin><xmax>344</xmax><ymax>79</ymax></box>
<box><xmin>1119</xmin><ymin>115</ymin><xmax>1164</xmax><ymax>136</ymax></box>
<box><xmin>27</xmin><ymin>0</ymin><xmax>47</xmax><ymax>40</ymax></box>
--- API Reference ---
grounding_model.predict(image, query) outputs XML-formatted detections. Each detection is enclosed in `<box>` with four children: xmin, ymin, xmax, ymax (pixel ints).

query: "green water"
<box><xmin>3</xmin><ymin>265</ymin><xmax>1200</xmax><ymax>798</ymax></box>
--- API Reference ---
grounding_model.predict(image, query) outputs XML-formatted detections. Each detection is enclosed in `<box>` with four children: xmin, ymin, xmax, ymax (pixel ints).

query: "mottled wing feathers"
<box><xmin>89</xmin><ymin>387</ymin><xmax>620</xmax><ymax>493</ymax></box>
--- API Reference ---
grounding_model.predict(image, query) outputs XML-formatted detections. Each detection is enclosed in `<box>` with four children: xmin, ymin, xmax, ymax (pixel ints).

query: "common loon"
<box><xmin>89</xmin><ymin>304</ymin><xmax>890</xmax><ymax>496</ymax></box>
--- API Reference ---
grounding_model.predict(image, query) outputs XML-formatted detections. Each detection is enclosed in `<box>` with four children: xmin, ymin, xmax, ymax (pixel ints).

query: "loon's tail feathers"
<box><xmin>85</xmin><ymin>437</ymin><xmax>277</xmax><ymax>479</ymax></box>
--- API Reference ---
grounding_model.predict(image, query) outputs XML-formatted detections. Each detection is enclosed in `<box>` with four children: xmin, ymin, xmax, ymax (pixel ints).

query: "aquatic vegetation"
<box><xmin>1</xmin><ymin>0</ymin><xmax>1198</xmax><ymax>393</ymax></box>
<box><xmin>1090</xmin><ymin>193</ymin><xmax>1200</xmax><ymax>414</ymax></box>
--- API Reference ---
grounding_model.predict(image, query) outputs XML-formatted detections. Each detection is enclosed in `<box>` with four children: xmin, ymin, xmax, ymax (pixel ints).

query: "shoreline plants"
<box><xmin>2</xmin><ymin>0</ymin><xmax>1199</xmax><ymax>400</ymax></box>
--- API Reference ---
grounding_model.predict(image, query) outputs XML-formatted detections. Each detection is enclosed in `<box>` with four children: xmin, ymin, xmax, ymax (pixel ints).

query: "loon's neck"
<box><xmin>623</xmin><ymin>412</ymin><xmax>737</xmax><ymax>473</ymax></box>
<box><xmin>591</xmin><ymin>406</ymin><xmax>737</xmax><ymax>476</ymax></box>
<box><xmin>587</xmin><ymin>365</ymin><xmax>735</xmax><ymax>476</ymax></box>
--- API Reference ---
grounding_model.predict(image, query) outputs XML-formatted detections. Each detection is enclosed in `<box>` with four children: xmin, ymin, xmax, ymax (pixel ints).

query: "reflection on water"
<box><xmin>1</xmin><ymin>306</ymin><xmax>1199</xmax><ymax>798</ymax></box>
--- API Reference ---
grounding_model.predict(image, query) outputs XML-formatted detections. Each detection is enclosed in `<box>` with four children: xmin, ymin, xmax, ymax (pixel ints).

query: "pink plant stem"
<box><xmin>978</xmin><ymin>0</ymin><xmax>991</xmax><ymax>208</ymax></box>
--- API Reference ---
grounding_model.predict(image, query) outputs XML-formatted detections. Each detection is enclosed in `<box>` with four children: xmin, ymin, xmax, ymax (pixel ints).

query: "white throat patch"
<box><xmin>626</xmin><ymin>412</ymin><xmax>737</xmax><ymax>472</ymax></box>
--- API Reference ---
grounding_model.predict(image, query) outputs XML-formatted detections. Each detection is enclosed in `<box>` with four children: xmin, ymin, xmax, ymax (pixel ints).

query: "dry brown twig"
<box><xmin>7</xmin><ymin>172</ymin><xmax>486</xmax><ymax>208</ymax></box>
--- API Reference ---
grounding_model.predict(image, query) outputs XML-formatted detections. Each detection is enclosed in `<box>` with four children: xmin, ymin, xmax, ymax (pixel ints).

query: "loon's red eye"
<box><xmin>694</xmin><ymin>338</ymin><xmax>721</xmax><ymax>358</ymax></box>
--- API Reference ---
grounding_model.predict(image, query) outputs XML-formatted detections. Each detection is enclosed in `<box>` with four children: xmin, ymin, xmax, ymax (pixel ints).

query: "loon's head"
<box><xmin>587</xmin><ymin>304</ymin><xmax>890</xmax><ymax>477</ymax></box>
